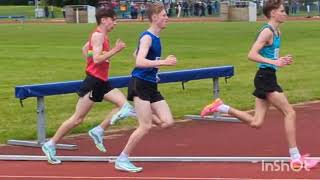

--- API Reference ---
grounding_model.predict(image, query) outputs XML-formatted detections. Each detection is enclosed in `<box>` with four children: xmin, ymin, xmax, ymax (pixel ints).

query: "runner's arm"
<box><xmin>91</xmin><ymin>33</ymin><xmax>125</xmax><ymax>63</ymax></box>
<box><xmin>135</xmin><ymin>35</ymin><xmax>176</xmax><ymax>68</ymax></box>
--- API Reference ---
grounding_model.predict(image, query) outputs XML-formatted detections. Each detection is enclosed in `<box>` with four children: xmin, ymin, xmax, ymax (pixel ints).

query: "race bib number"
<box><xmin>274</xmin><ymin>48</ymin><xmax>280</xmax><ymax>59</ymax></box>
<box><xmin>156</xmin><ymin>57</ymin><xmax>160</xmax><ymax>82</ymax></box>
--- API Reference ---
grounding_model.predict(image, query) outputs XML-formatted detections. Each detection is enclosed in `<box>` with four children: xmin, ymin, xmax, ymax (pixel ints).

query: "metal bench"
<box><xmin>9</xmin><ymin>66</ymin><xmax>236</xmax><ymax>150</ymax></box>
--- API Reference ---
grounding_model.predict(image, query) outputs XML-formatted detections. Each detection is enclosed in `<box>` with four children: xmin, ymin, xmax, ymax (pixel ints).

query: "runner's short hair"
<box><xmin>146</xmin><ymin>2</ymin><xmax>165</xmax><ymax>22</ymax></box>
<box><xmin>263</xmin><ymin>0</ymin><xmax>283</xmax><ymax>18</ymax></box>
<box><xmin>95</xmin><ymin>7</ymin><xmax>116</xmax><ymax>25</ymax></box>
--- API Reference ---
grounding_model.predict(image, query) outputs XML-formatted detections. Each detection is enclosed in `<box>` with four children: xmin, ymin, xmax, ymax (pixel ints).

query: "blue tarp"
<box><xmin>15</xmin><ymin>66</ymin><xmax>234</xmax><ymax>99</ymax></box>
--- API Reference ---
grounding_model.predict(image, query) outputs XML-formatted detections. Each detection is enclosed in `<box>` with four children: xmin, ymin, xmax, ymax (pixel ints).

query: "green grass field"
<box><xmin>0</xmin><ymin>21</ymin><xmax>319</xmax><ymax>144</ymax></box>
<box><xmin>0</xmin><ymin>5</ymin><xmax>63</xmax><ymax>19</ymax></box>
<box><xmin>1</xmin><ymin>5</ymin><xmax>318</xmax><ymax>19</ymax></box>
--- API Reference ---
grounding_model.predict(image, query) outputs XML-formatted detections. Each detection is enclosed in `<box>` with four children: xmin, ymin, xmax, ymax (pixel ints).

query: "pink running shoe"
<box><xmin>291</xmin><ymin>154</ymin><xmax>319</xmax><ymax>170</ymax></box>
<box><xmin>200</xmin><ymin>98</ymin><xmax>223</xmax><ymax>117</ymax></box>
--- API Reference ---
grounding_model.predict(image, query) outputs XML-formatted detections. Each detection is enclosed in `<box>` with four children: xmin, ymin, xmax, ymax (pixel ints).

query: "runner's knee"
<box><xmin>250</xmin><ymin>121</ymin><xmax>263</xmax><ymax>128</ymax></box>
<box><xmin>250</xmin><ymin>117</ymin><xmax>264</xmax><ymax>128</ymax></box>
<box><xmin>70</xmin><ymin>114</ymin><xmax>86</xmax><ymax>126</ymax></box>
<box><xmin>138</xmin><ymin>122</ymin><xmax>152</xmax><ymax>133</ymax></box>
<box><xmin>279</xmin><ymin>105</ymin><xmax>296</xmax><ymax>117</ymax></box>
<box><xmin>285</xmin><ymin>108</ymin><xmax>296</xmax><ymax>119</ymax></box>
<box><xmin>160</xmin><ymin>118</ymin><xmax>174</xmax><ymax>128</ymax></box>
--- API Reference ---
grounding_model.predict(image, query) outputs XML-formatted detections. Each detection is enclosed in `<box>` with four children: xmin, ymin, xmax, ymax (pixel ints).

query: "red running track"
<box><xmin>0</xmin><ymin>101</ymin><xmax>319</xmax><ymax>179</ymax></box>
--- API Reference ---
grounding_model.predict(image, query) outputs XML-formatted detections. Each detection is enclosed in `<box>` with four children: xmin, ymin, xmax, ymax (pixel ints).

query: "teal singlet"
<box><xmin>257</xmin><ymin>24</ymin><xmax>281</xmax><ymax>70</ymax></box>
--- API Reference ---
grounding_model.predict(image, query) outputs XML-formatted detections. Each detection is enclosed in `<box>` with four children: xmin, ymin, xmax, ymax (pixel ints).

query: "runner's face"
<box><xmin>102</xmin><ymin>17</ymin><xmax>117</xmax><ymax>32</ymax></box>
<box><xmin>154</xmin><ymin>10</ymin><xmax>168</xmax><ymax>29</ymax></box>
<box><xmin>272</xmin><ymin>5</ymin><xmax>287</xmax><ymax>23</ymax></box>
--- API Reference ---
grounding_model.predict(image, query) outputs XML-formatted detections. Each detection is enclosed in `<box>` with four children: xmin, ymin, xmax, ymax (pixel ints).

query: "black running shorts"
<box><xmin>253</xmin><ymin>68</ymin><xmax>283</xmax><ymax>99</ymax></box>
<box><xmin>127</xmin><ymin>77</ymin><xmax>164</xmax><ymax>103</ymax></box>
<box><xmin>77</xmin><ymin>74</ymin><xmax>114</xmax><ymax>102</ymax></box>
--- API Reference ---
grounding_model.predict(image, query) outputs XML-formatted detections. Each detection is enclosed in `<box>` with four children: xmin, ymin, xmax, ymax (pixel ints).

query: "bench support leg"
<box><xmin>37</xmin><ymin>96</ymin><xmax>46</xmax><ymax>143</ymax></box>
<box><xmin>8</xmin><ymin>97</ymin><xmax>77</xmax><ymax>150</ymax></box>
<box><xmin>185</xmin><ymin>78</ymin><xmax>240</xmax><ymax>122</ymax></box>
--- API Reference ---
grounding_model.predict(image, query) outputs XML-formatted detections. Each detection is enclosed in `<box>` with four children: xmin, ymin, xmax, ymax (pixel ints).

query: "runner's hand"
<box><xmin>163</xmin><ymin>55</ymin><xmax>177</xmax><ymax>66</ymax></box>
<box><xmin>114</xmin><ymin>39</ymin><xmax>126</xmax><ymax>52</ymax></box>
<box><xmin>274</xmin><ymin>57</ymin><xmax>289</xmax><ymax>67</ymax></box>
<box><xmin>284</xmin><ymin>54</ymin><xmax>293</xmax><ymax>65</ymax></box>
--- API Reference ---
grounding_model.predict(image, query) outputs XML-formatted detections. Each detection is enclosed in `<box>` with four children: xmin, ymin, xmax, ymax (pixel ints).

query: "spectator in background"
<box><xmin>168</xmin><ymin>2</ymin><xmax>174</xmax><ymax>17</ymax></box>
<box><xmin>200</xmin><ymin>1</ymin><xmax>205</xmax><ymax>16</ymax></box>
<box><xmin>284</xmin><ymin>1</ymin><xmax>289</xmax><ymax>15</ymax></box>
<box><xmin>175</xmin><ymin>2</ymin><xmax>178</xmax><ymax>15</ymax></box>
<box><xmin>182</xmin><ymin>1</ymin><xmax>189</xmax><ymax>16</ymax></box>
<box><xmin>140</xmin><ymin>3</ymin><xmax>146</xmax><ymax>21</ymax></box>
<box><xmin>190</xmin><ymin>1</ymin><xmax>194</xmax><ymax>16</ymax></box>
<box><xmin>214</xmin><ymin>0</ymin><xmax>219</xmax><ymax>15</ymax></box>
<box><xmin>194</xmin><ymin>2</ymin><xmax>199</xmax><ymax>16</ymax></box>
<box><xmin>130</xmin><ymin>3</ymin><xmax>135</xmax><ymax>19</ymax></box>
<box><xmin>99</xmin><ymin>1</ymin><xmax>112</xmax><ymax>9</ymax></box>
<box><xmin>291</xmin><ymin>0</ymin><xmax>297</xmax><ymax>14</ymax></box>
<box><xmin>44</xmin><ymin>6</ymin><xmax>49</xmax><ymax>18</ymax></box>
<box><xmin>306</xmin><ymin>2</ymin><xmax>311</xmax><ymax>17</ymax></box>
<box><xmin>207</xmin><ymin>0</ymin><xmax>212</xmax><ymax>15</ymax></box>
<box><xmin>318</xmin><ymin>0</ymin><xmax>320</xmax><ymax>15</ymax></box>
<box><xmin>177</xmin><ymin>2</ymin><xmax>182</xmax><ymax>17</ymax></box>
<box><xmin>62</xmin><ymin>7</ymin><xmax>66</xmax><ymax>18</ymax></box>
<box><xmin>50</xmin><ymin>5</ymin><xmax>55</xmax><ymax>18</ymax></box>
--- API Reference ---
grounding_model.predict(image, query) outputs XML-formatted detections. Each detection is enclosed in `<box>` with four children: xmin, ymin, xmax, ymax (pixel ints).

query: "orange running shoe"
<box><xmin>200</xmin><ymin>98</ymin><xmax>223</xmax><ymax>117</ymax></box>
<box><xmin>291</xmin><ymin>154</ymin><xmax>319</xmax><ymax>170</ymax></box>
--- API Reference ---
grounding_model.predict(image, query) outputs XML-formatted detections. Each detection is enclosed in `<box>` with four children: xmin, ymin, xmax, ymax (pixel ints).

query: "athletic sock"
<box><xmin>118</xmin><ymin>152</ymin><xmax>129</xmax><ymax>161</ymax></box>
<box><xmin>121</xmin><ymin>102</ymin><xmax>130</xmax><ymax>110</ymax></box>
<box><xmin>217</xmin><ymin>104</ymin><xmax>230</xmax><ymax>114</ymax></box>
<box><xmin>92</xmin><ymin>125</ymin><xmax>104</xmax><ymax>135</ymax></box>
<box><xmin>289</xmin><ymin>147</ymin><xmax>301</xmax><ymax>160</ymax></box>
<box><xmin>46</xmin><ymin>139</ymin><xmax>56</xmax><ymax>147</ymax></box>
